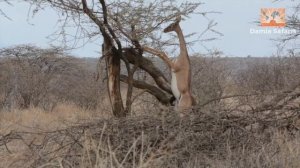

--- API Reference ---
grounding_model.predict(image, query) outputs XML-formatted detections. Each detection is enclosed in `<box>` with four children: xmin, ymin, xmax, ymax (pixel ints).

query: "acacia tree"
<box><xmin>23</xmin><ymin>0</ymin><xmax>216</xmax><ymax>117</ymax></box>
<box><xmin>0</xmin><ymin>0</ymin><xmax>12</xmax><ymax>20</ymax></box>
<box><xmin>286</xmin><ymin>2</ymin><xmax>300</xmax><ymax>40</ymax></box>
<box><xmin>278</xmin><ymin>1</ymin><xmax>300</xmax><ymax>55</ymax></box>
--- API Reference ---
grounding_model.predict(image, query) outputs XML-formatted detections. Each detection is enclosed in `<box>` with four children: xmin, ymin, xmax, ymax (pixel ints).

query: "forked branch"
<box><xmin>142</xmin><ymin>46</ymin><xmax>174</xmax><ymax>70</ymax></box>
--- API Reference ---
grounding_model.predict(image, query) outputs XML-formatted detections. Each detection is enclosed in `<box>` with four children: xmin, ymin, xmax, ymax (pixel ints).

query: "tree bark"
<box><xmin>83</xmin><ymin>0</ymin><xmax>127</xmax><ymax>117</ymax></box>
<box><xmin>103</xmin><ymin>40</ymin><xmax>125</xmax><ymax>117</ymax></box>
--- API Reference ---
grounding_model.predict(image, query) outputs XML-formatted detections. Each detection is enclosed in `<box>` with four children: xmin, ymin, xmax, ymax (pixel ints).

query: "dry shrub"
<box><xmin>1</xmin><ymin>103</ymin><xmax>300</xmax><ymax>168</ymax></box>
<box><xmin>0</xmin><ymin>45</ymin><xmax>103</xmax><ymax>111</ymax></box>
<box><xmin>235</xmin><ymin>56</ymin><xmax>300</xmax><ymax>94</ymax></box>
<box><xmin>191</xmin><ymin>54</ymin><xmax>232</xmax><ymax>105</ymax></box>
<box><xmin>0</xmin><ymin>104</ymin><xmax>109</xmax><ymax>168</ymax></box>
<box><xmin>1</xmin><ymin>47</ymin><xmax>300</xmax><ymax>168</ymax></box>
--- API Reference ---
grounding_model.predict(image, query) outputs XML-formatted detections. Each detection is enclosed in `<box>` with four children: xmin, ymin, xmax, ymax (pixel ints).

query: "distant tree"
<box><xmin>286</xmin><ymin>2</ymin><xmax>300</xmax><ymax>39</ymax></box>
<box><xmin>0</xmin><ymin>0</ymin><xmax>12</xmax><ymax>20</ymax></box>
<box><xmin>278</xmin><ymin>1</ymin><xmax>300</xmax><ymax>55</ymax></box>
<box><xmin>0</xmin><ymin>45</ymin><xmax>100</xmax><ymax>111</ymax></box>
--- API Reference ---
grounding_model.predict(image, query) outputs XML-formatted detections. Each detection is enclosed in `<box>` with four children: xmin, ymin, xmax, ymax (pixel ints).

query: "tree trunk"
<box><xmin>103</xmin><ymin>39</ymin><xmax>125</xmax><ymax>117</ymax></box>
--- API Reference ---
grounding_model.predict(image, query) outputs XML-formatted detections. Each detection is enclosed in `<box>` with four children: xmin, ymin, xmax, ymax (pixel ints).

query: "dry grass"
<box><xmin>0</xmin><ymin>103</ymin><xmax>109</xmax><ymax>134</ymax></box>
<box><xmin>0</xmin><ymin>103</ymin><xmax>300</xmax><ymax>168</ymax></box>
<box><xmin>0</xmin><ymin>103</ymin><xmax>111</xmax><ymax>168</ymax></box>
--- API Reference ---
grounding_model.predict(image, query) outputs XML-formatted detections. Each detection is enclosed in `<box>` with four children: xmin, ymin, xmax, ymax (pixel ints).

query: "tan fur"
<box><xmin>143</xmin><ymin>16</ymin><xmax>195</xmax><ymax>113</ymax></box>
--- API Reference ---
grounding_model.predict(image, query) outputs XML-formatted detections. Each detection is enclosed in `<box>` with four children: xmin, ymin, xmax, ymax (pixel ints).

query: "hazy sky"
<box><xmin>0</xmin><ymin>0</ymin><xmax>298</xmax><ymax>57</ymax></box>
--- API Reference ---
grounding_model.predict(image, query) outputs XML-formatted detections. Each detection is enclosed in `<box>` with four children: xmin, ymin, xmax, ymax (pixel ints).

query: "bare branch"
<box><xmin>120</xmin><ymin>75</ymin><xmax>172</xmax><ymax>105</ymax></box>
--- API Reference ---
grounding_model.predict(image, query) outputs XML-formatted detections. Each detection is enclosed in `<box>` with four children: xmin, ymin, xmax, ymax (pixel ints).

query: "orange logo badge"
<box><xmin>261</xmin><ymin>8</ymin><xmax>285</xmax><ymax>27</ymax></box>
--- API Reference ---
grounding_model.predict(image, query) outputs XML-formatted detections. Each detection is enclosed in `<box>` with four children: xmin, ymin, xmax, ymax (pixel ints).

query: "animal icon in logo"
<box><xmin>261</xmin><ymin>8</ymin><xmax>285</xmax><ymax>27</ymax></box>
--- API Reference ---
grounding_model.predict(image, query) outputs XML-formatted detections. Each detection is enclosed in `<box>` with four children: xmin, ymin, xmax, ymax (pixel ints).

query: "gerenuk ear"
<box><xmin>175</xmin><ymin>15</ymin><xmax>181</xmax><ymax>23</ymax></box>
<box><xmin>163</xmin><ymin>15</ymin><xmax>181</xmax><ymax>33</ymax></box>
